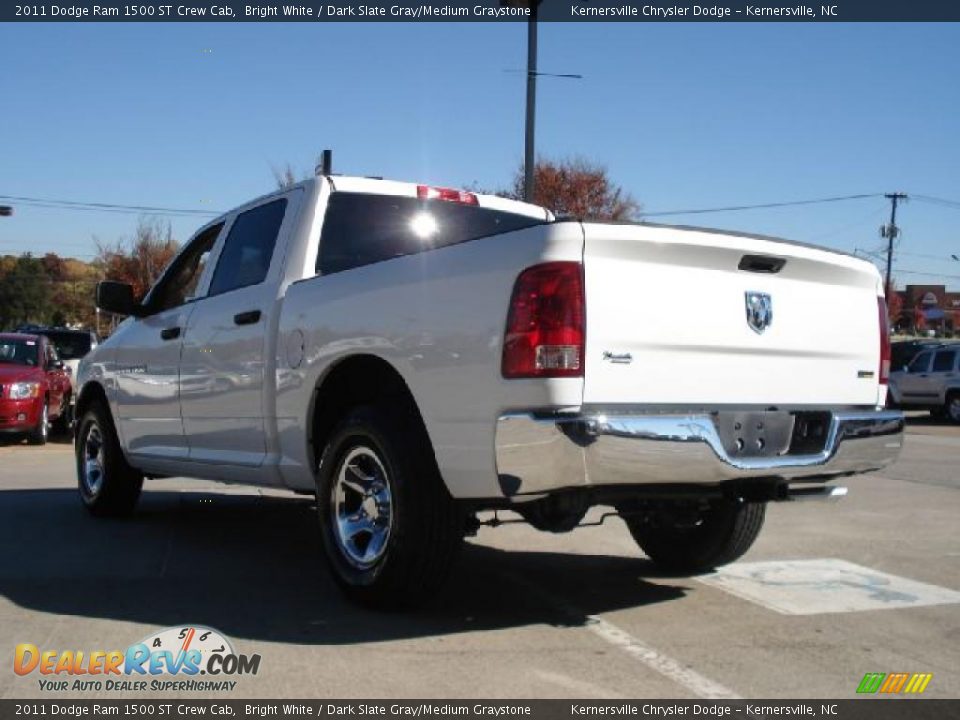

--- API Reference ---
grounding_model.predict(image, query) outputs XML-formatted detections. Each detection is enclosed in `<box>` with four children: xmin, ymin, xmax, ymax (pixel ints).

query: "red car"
<box><xmin>0</xmin><ymin>333</ymin><xmax>72</xmax><ymax>445</ymax></box>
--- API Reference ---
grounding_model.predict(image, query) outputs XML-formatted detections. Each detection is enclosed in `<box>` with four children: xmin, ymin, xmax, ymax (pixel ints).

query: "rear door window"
<box><xmin>208</xmin><ymin>199</ymin><xmax>288</xmax><ymax>296</ymax></box>
<box><xmin>317</xmin><ymin>192</ymin><xmax>543</xmax><ymax>275</ymax></box>
<box><xmin>932</xmin><ymin>350</ymin><xmax>957</xmax><ymax>373</ymax></box>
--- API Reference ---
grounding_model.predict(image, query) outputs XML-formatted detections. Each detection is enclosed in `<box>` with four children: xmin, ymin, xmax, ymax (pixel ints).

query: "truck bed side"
<box><xmin>274</xmin><ymin>221</ymin><xmax>585</xmax><ymax>498</ymax></box>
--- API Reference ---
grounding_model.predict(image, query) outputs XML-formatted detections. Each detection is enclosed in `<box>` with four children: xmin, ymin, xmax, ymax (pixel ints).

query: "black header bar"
<box><xmin>4</xmin><ymin>0</ymin><xmax>960</xmax><ymax>22</ymax></box>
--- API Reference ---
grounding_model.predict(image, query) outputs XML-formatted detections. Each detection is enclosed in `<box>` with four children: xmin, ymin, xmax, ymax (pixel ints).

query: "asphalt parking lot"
<box><xmin>1</xmin><ymin>417</ymin><xmax>958</xmax><ymax>700</ymax></box>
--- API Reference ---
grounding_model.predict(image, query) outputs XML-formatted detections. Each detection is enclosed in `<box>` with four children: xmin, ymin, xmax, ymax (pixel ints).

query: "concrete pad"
<box><xmin>698</xmin><ymin>558</ymin><xmax>960</xmax><ymax>615</ymax></box>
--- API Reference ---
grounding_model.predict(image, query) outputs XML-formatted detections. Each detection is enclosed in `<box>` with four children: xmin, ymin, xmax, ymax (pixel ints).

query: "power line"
<box><xmin>639</xmin><ymin>193</ymin><xmax>882</xmax><ymax>218</ymax></box>
<box><xmin>0</xmin><ymin>194</ymin><xmax>221</xmax><ymax>217</ymax></box>
<box><xmin>807</xmin><ymin>205</ymin><xmax>888</xmax><ymax>243</ymax></box>
<box><xmin>1</xmin><ymin>189</ymin><xmax>955</xmax><ymax>220</ymax></box>
<box><xmin>895</xmin><ymin>250</ymin><xmax>960</xmax><ymax>262</ymax></box>
<box><xmin>894</xmin><ymin>268</ymin><xmax>960</xmax><ymax>281</ymax></box>
<box><xmin>912</xmin><ymin>194</ymin><xmax>960</xmax><ymax>210</ymax></box>
<box><xmin>4</xmin><ymin>200</ymin><xmax>192</xmax><ymax>217</ymax></box>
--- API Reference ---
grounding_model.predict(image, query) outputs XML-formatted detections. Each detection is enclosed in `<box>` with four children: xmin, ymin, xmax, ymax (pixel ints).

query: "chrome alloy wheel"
<box><xmin>330</xmin><ymin>446</ymin><xmax>394</xmax><ymax>569</ymax></box>
<box><xmin>82</xmin><ymin>423</ymin><xmax>105</xmax><ymax>496</ymax></box>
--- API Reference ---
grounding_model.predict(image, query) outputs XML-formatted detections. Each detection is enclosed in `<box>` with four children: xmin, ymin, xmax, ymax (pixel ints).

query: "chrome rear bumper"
<box><xmin>494</xmin><ymin>410</ymin><xmax>904</xmax><ymax>497</ymax></box>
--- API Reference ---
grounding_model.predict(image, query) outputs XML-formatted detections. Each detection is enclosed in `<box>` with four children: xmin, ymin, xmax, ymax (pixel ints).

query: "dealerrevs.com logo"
<box><xmin>14</xmin><ymin>625</ymin><xmax>261</xmax><ymax>693</ymax></box>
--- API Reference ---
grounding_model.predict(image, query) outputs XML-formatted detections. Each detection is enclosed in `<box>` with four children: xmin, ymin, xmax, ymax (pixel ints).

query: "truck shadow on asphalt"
<box><xmin>0</xmin><ymin>433</ymin><xmax>73</xmax><ymax>447</ymax></box>
<box><xmin>0</xmin><ymin>488</ymin><xmax>687</xmax><ymax>645</ymax></box>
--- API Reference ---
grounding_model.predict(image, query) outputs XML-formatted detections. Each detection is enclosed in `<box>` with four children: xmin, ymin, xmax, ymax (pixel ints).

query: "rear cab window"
<box><xmin>316</xmin><ymin>192</ymin><xmax>544</xmax><ymax>275</ymax></box>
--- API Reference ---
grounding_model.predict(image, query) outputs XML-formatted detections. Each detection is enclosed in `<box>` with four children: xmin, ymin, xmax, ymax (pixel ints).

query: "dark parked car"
<box><xmin>17</xmin><ymin>327</ymin><xmax>99</xmax><ymax>377</ymax></box>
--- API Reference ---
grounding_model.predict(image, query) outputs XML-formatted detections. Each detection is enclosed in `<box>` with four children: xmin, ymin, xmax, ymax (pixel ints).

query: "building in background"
<box><xmin>892</xmin><ymin>285</ymin><xmax>960</xmax><ymax>337</ymax></box>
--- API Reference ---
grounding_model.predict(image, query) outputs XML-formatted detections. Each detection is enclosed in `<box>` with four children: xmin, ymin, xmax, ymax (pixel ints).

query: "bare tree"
<box><xmin>272</xmin><ymin>162</ymin><xmax>316</xmax><ymax>190</ymax></box>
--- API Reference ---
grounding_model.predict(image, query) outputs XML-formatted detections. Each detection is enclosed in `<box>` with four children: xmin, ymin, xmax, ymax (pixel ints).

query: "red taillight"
<box><xmin>878</xmin><ymin>296</ymin><xmax>891</xmax><ymax>385</ymax></box>
<box><xmin>417</xmin><ymin>185</ymin><xmax>478</xmax><ymax>205</ymax></box>
<box><xmin>502</xmin><ymin>262</ymin><xmax>585</xmax><ymax>379</ymax></box>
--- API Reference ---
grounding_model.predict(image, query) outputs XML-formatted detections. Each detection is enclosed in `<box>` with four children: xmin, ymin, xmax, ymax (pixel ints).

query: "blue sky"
<box><xmin>1</xmin><ymin>22</ymin><xmax>958</xmax><ymax>287</ymax></box>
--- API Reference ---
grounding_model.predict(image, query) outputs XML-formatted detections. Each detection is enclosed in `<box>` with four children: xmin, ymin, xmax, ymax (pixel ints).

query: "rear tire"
<box><xmin>315</xmin><ymin>403</ymin><xmax>465</xmax><ymax>609</ymax></box>
<box><xmin>27</xmin><ymin>400</ymin><xmax>49</xmax><ymax>446</ymax></box>
<box><xmin>76</xmin><ymin>402</ymin><xmax>143</xmax><ymax>517</ymax></box>
<box><xmin>622</xmin><ymin>499</ymin><xmax>766</xmax><ymax>574</ymax></box>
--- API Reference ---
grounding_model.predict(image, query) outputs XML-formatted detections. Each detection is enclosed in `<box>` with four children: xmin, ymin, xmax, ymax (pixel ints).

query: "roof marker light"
<box><xmin>417</xmin><ymin>185</ymin><xmax>479</xmax><ymax>205</ymax></box>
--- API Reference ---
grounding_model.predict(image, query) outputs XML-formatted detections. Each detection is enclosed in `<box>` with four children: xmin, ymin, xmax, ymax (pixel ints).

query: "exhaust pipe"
<box><xmin>784</xmin><ymin>485</ymin><xmax>848</xmax><ymax>502</ymax></box>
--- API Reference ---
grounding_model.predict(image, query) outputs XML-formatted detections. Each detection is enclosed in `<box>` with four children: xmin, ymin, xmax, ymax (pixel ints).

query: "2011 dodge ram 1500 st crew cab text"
<box><xmin>76</xmin><ymin>173</ymin><xmax>904</xmax><ymax>607</ymax></box>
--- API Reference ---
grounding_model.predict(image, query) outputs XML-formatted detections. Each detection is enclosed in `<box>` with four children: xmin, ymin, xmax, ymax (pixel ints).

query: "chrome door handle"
<box><xmin>234</xmin><ymin>310</ymin><xmax>261</xmax><ymax>326</ymax></box>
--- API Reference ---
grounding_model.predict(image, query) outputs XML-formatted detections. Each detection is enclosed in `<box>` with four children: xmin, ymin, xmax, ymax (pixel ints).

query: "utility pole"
<box><xmin>524</xmin><ymin>1</ymin><xmax>539</xmax><ymax>203</ymax></box>
<box><xmin>503</xmin><ymin>0</ymin><xmax>581</xmax><ymax>203</ymax></box>
<box><xmin>881</xmin><ymin>192</ymin><xmax>908</xmax><ymax>299</ymax></box>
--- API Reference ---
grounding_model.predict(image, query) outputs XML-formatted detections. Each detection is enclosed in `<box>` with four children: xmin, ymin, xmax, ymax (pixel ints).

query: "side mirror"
<box><xmin>96</xmin><ymin>281</ymin><xmax>143</xmax><ymax>317</ymax></box>
<box><xmin>52</xmin><ymin>359</ymin><xmax>65</xmax><ymax>371</ymax></box>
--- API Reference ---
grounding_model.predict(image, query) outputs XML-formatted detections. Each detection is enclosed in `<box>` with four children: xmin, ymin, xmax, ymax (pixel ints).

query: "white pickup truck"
<box><xmin>77</xmin><ymin>173</ymin><xmax>904</xmax><ymax>607</ymax></box>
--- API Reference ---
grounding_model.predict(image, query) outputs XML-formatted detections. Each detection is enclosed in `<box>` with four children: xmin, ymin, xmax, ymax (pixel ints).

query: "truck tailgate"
<box><xmin>582</xmin><ymin>223</ymin><xmax>882</xmax><ymax>407</ymax></box>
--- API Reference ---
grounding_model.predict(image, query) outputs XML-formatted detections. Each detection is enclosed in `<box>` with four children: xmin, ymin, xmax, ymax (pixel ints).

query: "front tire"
<box><xmin>622</xmin><ymin>499</ymin><xmax>766</xmax><ymax>574</ymax></box>
<box><xmin>76</xmin><ymin>402</ymin><xmax>143</xmax><ymax>517</ymax></box>
<box><xmin>27</xmin><ymin>400</ymin><xmax>49</xmax><ymax>446</ymax></box>
<box><xmin>315</xmin><ymin>404</ymin><xmax>465</xmax><ymax>609</ymax></box>
<box><xmin>945</xmin><ymin>392</ymin><xmax>960</xmax><ymax>425</ymax></box>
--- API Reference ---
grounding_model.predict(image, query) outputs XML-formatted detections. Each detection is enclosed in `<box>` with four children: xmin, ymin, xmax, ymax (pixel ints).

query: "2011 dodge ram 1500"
<box><xmin>76</xmin><ymin>173</ymin><xmax>904</xmax><ymax>607</ymax></box>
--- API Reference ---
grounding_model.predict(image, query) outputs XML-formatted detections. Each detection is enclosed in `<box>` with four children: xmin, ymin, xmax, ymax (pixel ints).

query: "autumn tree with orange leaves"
<box><xmin>886</xmin><ymin>289</ymin><xmax>904</xmax><ymax>331</ymax></box>
<box><xmin>503</xmin><ymin>157</ymin><xmax>641</xmax><ymax>221</ymax></box>
<box><xmin>95</xmin><ymin>218</ymin><xmax>179</xmax><ymax>301</ymax></box>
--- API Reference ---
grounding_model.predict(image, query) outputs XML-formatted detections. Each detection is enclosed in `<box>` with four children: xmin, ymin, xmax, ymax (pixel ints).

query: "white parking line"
<box><xmin>580</xmin><ymin>614</ymin><xmax>741</xmax><ymax>699</ymax></box>
<box><xmin>504</xmin><ymin>572</ymin><xmax>741</xmax><ymax>700</ymax></box>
